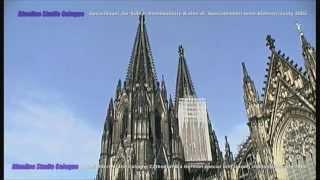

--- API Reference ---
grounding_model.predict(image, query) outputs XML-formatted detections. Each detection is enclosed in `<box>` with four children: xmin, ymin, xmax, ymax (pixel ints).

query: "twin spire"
<box><xmin>126</xmin><ymin>14</ymin><xmax>197</xmax><ymax>104</ymax></box>
<box><xmin>125</xmin><ymin>15</ymin><xmax>313</xmax><ymax>105</ymax></box>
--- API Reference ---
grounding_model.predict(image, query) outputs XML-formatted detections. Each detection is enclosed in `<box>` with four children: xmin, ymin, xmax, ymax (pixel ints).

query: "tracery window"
<box><xmin>282</xmin><ymin>119</ymin><xmax>315</xmax><ymax>165</ymax></box>
<box><xmin>282</xmin><ymin>118</ymin><xmax>316</xmax><ymax>180</ymax></box>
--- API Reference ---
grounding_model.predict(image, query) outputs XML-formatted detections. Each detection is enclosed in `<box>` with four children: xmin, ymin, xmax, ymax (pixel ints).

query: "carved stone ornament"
<box><xmin>282</xmin><ymin>119</ymin><xmax>315</xmax><ymax>165</ymax></box>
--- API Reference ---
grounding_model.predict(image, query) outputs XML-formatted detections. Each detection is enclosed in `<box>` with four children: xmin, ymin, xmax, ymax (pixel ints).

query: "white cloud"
<box><xmin>4</xmin><ymin>89</ymin><xmax>250</xmax><ymax>179</ymax></box>
<box><xmin>4</xmin><ymin>90</ymin><xmax>101</xmax><ymax>179</ymax></box>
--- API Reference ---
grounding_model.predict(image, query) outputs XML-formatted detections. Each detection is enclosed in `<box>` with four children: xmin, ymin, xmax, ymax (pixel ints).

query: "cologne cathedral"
<box><xmin>96</xmin><ymin>14</ymin><xmax>223</xmax><ymax>180</ymax></box>
<box><xmin>96</xmin><ymin>15</ymin><xmax>316</xmax><ymax>180</ymax></box>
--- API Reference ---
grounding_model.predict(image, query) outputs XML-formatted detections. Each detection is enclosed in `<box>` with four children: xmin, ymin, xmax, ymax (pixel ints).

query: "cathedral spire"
<box><xmin>102</xmin><ymin>98</ymin><xmax>113</xmax><ymax>146</ymax></box>
<box><xmin>242</xmin><ymin>62</ymin><xmax>261</xmax><ymax>119</ymax></box>
<box><xmin>97</xmin><ymin>98</ymin><xmax>114</xmax><ymax>180</ymax></box>
<box><xmin>296</xmin><ymin>22</ymin><xmax>312</xmax><ymax>50</ymax></box>
<box><xmin>116</xmin><ymin>79</ymin><xmax>121</xmax><ymax>98</ymax></box>
<box><xmin>224</xmin><ymin>136</ymin><xmax>233</xmax><ymax>180</ymax></box>
<box><xmin>224</xmin><ymin>136</ymin><xmax>233</xmax><ymax>164</ymax></box>
<box><xmin>126</xmin><ymin>13</ymin><xmax>157</xmax><ymax>88</ymax></box>
<box><xmin>225</xmin><ymin>136</ymin><xmax>230</xmax><ymax>152</ymax></box>
<box><xmin>107</xmin><ymin>98</ymin><xmax>114</xmax><ymax>115</ymax></box>
<box><xmin>169</xmin><ymin>95</ymin><xmax>173</xmax><ymax>109</ymax></box>
<box><xmin>175</xmin><ymin>45</ymin><xmax>196</xmax><ymax>105</ymax></box>
<box><xmin>161</xmin><ymin>75</ymin><xmax>168</xmax><ymax>101</ymax></box>
<box><xmin>105</xmin><ymin>98</ymin><xmax>114</xmax><ymax>131</ymax></box>
<box><xmin>242</xmin><ymin>61</ymin><xmax>250</xmax><ymax>80</ymax></box>
<box><xmin>296</xmin><ymin>22</ymin><xmax>316</xmax><ymax>90</ymax></box>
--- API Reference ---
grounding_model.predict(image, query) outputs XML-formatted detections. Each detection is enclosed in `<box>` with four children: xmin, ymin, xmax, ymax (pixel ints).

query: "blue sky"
<box><xmin>4</xmin><ymin>0</ymin><xmax>315</xmax><ymax>179</ymax></box>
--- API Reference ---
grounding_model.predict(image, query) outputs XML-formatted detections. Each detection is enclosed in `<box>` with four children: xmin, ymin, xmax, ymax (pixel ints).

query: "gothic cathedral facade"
<box><xmin>96</xmin><ymin>15</ymin><xmax>223</xmax><ymax>180</ymax></box>
<box><xmin>230</xmin><ymin>28</ymin><xmax>316</xmax><ymax>179</ymax></box>
<box><xmin>96</xmin><ymin>15</ymin><xmax>316</xmax><ymax>180</ymax></box>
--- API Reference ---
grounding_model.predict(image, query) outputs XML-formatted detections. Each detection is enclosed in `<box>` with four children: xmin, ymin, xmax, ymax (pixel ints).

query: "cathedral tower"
<box><xmin>96</xmin><ymin>14</ymin><xmax>222</xmax><ymax>180</ymax></box>
<box><xmin>175</xmin><ymin>45</ymin><xmax>223</xmax><ymax>179</ymax></box>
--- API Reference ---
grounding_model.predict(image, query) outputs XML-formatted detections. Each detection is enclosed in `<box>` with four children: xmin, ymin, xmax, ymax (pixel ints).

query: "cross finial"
<box><xmin>178</xmin><ymin>45</ymin><xmax>184</xmax><ymax>56</ymax></box>
<box><xmin>295</xmin><ymin>21</ymin><xmax>303</xmax><ymax>34</ymax></box>
<box><xmin>266</xmin><ymin>35</ymin><xmax>275</xmax><ymax>50</ymax></box>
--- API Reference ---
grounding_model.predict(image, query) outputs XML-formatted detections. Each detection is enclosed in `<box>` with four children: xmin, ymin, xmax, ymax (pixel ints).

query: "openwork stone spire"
<box><xmin>126</xmin><ymin>13</ymin><xmax>157</xmax><ymax>88</ymax></box>
<box><xmin>175</xmin><ymin>45</ymin><xmax>196</xmax><ymax>104</ymax></box>
<box><xmin>242</xmin><ymin>62</ymin><xmax>259</xmax><ymax>102</ymax></box>
<box><xmin>242</xmin><ymin>62</ymin><xmax>261</xmax><ymax>119</ymax></box>
<box><xmin>296</xmin><ymin>22</ymin><xmax>316</xmax><ymax>90</ymax></box>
